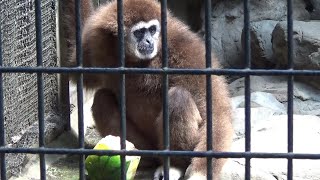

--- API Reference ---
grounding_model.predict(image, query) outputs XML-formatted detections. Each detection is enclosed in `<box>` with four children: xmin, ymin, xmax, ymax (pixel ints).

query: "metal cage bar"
<box><xmin>243</xmin><ymin>0</ymin><xmax>251</xmax><ymax>179</ymax></box>
<box><xmin>116</xmin><ymin>0</ymin><xmax>127</xmax><ymax>179</ymax></box>
<box><xmin>286</xmin><ymin>0</ymin><xmax>294</xmax><ymax>179</ymax></box>
<box><xmin>0</xmin><ymin>66</ymin><xmax>317</xmax><ymax>75</ymax></box>
<box><xmin>74</xmin><ymin>0</ymin><xmax>86</xmax><ymax>179</ymax></box>
<box><xmin>0</xmin><ymin>147</ymin><xmax>320</xmax><ymax>158</ymax></box>
<box><xmin>0</xmin><ymin>14</ymin><xmax>6</xmax><ymax>180</ymax></box>
<box><xmin>0</xmin><ymin>67</ymin><xmax>317</xmax><ymax>75</ymax></box>
<box><xmin>160</xmin><ymin>0</ymin><xmax>170</xmax><ymax>179</ymax></box>
<box><xmin>34</xmin><ymin>0</ymin><xmax>46</xmax><ymax>179</ymax></box>
<box><xmin>204</xmin><ymin>0</ymin><xmax>213</xmax><ymax>179</ymax></box>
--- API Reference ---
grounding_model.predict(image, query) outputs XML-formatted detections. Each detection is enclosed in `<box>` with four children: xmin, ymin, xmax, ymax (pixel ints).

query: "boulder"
<box><xmin>232</xmin><ymin>92</ymin><xmax>286</xmax><ymax>112</ymax></box>
<box><xmin>232</xmin><ymin>106</ymin><xmax>284</xmax><ymax>138</ymax></box>
<box><xmin>272</xmin><ymin>20</ymin><xmax>320</xmax><ymax>88</ymax></box>
<box><xmin>222</xmin><ymin>114</ymin><xmax>320</xmax><ymax>180</ymax></box>
<box><xmin>229</xmin><ymin>76</ymin><xmax>320</xmax><ymax>116</ymax></box>
<box><xmin>209</xmin><ymin>0</ymin><xmax>310</xmax><ymax>68</ymax></box>
<box><xmin>272</xmin><ymin>20</ymin><xmax>320</xmax><ymax>69</ymax></box>
<box><xmin>232</xmin><ymin>91</ymin><xmax>286</xmax><ymax>138</ymax></box>
<box><xmin>308</xmin><ymin>0</ymin><xmax>320</xmax><ymax>20</ymax></box>
<box><xmin>241</xmin><ymin>20</ymin><xmax>279</xmax><ymax>68</ymax></box>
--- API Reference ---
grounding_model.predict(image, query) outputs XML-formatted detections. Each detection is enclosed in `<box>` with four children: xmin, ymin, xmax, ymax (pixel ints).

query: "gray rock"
<box><xmin>232</xmin><ymin>92</ymin><xmax>286</xmax><ymax>112</ymax></box>
<box><xmin>222</xmin><ymin>159</ymin><xmax>278</xmax><ymax>180</ymax></box>
<box><xmin>308</xmin><ymin>0</ymin><xmax>320</xmax><ymax>20</ymax></box>
<box><xmin>241</xmin><ymin>20</ymin><xmax>279</xmax><ymax>68</ymax></box>
<box><xmin>229</xmin><ymin>76</ymin><xmax>320</xmax><ymax>116</ymax></box>
<box><xmin>232</xmin><ymin>107</ymin><xmax>284</xmax><ymax>138</ymax></box>
<box><xmin>293</xmin><ymin>0</ymin><xmax>312</xmax><ymax>20</ymax></box>
<box><xmin>272</xmin><ymin>20</ymin><xmax>320</xmax><ymax>88</ymax></box>
<box><xmin>210</xmin><ymin>0</ymin><xmax>310</xmax><ymax>68</ymax></box>
<box><xmin>225</xmin><ymin>115</ymin><xmax>320</xmax><ymax>180</ymax></box>
<box><xmin>232</xmin><ymin>91</ymin><xmax>286</xmax><ymax>138</ymax></box>
<box><xmin>272</xmin><ymin>20</ymin><xmax>320</xmax><ymax>69</ymax></box>
<box><xmin>228</xmin><ymin>76</ymin><xmax>287</xmax><ymax>98</ymax></box>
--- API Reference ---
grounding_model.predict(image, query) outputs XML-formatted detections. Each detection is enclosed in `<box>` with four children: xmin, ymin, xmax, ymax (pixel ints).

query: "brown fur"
<box><xmin>66</xmin><ymin>0</ymin><xmax>233</xmax><ymax>179</ymax></box>
<box><xmin>60</xmin><ymin>0</ymin><xmax>93</xmax><ymax>48</ymax></box>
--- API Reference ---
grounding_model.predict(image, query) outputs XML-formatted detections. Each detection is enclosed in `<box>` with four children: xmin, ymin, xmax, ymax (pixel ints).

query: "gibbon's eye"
<box><xmin>133</xmin><ymin>28</ymin><xmax>146</xmax><ymax>40</ymax></box>
<box><xmin>149</xmin><ymin>25</ymin><xmax>157</xmax><ymax>35</ymax></box>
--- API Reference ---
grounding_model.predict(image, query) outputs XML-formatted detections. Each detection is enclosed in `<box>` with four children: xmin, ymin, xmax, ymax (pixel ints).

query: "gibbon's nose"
<box><xmin>146</xmin><ymin>39</ymin><xmax>151</xmax><ymax>45</ymax></box>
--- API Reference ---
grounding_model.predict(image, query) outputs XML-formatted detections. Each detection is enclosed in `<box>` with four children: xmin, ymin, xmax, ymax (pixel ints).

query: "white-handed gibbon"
<box><xmin>63</xmin><ymin>0</ymin><xmax>233</xmax><ymax>179</ymax></box>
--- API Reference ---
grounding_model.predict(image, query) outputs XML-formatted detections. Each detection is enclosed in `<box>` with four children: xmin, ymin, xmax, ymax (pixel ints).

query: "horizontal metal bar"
<box><xmin>1</xmin><ymin>147</ymin><xmax>320</xmax><ymax>159</ymax></box>
<box><xmin>0</xmin><ymin>67</ymin><xmax>319</xmax><ymax>76</ymax></box>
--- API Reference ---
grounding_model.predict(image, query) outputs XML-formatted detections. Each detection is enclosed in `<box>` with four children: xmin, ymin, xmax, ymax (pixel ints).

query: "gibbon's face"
<box><xmin>127</xmin><ymin>19</ymin><xmax>161</xmax><ymax>60</ymax></box>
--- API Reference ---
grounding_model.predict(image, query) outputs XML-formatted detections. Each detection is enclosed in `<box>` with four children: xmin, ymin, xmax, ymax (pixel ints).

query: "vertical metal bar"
<box><xmin>243</xmin><ymin>0</ymin><xmax>251</xmax><ymax>179</ymax></box>
<box><xmin>34</xmin><ymin>0</ymin><xmax>46</xmax><ymax>179</ymax></box>
<box><xmin>204</xmin><ymin>0</ymin><xmax>213</xmax><ymax>179</ymax></box>
<box><xmin>117</xmin><ymin>0</ymin><xmax>126</xmax><ymax>179</ymax></box>
<box><xmin>287</xmin><ymin>0</ymin><xmax>294</xmax><ymax>179</ymax></box>
<box><xmin>0</xmin><ymin>16</ymin><xmax>6</xmax><ymax>180</ymax></box>
<box><xmin>75</xmin><ymin>0</ymin><xmax>85</xmax><ymax>179</ymax></box>
<box><xmin>161</xmin><ymin>0</ymin><xmax>170</xmax><ymax>179</ymax></box>
<box><xmin>118</xmin><ymin>4</ymin><xmax>127</xmax><ymax>180</ymax></box>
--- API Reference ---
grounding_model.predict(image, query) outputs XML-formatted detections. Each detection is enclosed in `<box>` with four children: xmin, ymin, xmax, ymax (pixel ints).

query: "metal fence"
<box><xmin>1</xmin><ymin>0</ymin><xmax>320</xmax><ymax>180</ymax></box>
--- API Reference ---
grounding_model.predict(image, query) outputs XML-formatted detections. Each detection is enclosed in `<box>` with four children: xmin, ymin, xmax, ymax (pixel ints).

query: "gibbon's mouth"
<box><xmin>137</xmin><ymin>42</ymin><xmax>154</xmax><ymax>56</ymax></box>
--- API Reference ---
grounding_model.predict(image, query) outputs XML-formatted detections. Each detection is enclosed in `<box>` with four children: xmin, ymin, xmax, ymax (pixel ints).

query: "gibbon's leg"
<box><xmin>185</xmin><ymin>77</ymin><xmax>233</xmax><ymax>180</ymax></box>
<box><xmin>184</xmin><ymin>117</ymin><xmax>232</xmax><ymax>180</ymax></box>
<box><xmin>154</xmin><ymin>87</ymin><xmax>202</xmax><ymax>180</ymax></box>
<box><xmin>91</xmin><ymin>88</ymin><xmax>155</xmax><ymax>150</ymax></box>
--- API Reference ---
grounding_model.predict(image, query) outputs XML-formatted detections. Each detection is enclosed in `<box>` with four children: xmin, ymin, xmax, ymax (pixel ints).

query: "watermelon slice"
<box><xmin>85</xmin><ymin>135</ymin><xmax>141</xmax><ymax>180</ymax></box>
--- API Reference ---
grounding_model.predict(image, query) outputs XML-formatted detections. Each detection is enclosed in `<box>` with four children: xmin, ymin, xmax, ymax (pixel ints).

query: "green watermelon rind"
<box><xmin>85</xmin><ymin>136</ymin><xmax>141</xmax><ymax>180</ymax></box>
<box><xmin>85</xmin><ymin>154</ymin><xmax>140</xmax><ymax>180</ymax></box>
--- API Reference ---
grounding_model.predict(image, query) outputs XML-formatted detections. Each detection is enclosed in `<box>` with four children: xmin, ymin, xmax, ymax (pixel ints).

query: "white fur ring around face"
<box><xmin>154</xmin><ymin>166</ymin><xmax>183</xmax><ymax>180</ymax></box>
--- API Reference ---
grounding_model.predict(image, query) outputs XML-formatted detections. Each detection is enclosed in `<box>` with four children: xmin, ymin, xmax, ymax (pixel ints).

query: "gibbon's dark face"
<box><xmin>127</xmin><ymin>19</ymin><xmax>161</xmax><ymax>60</ymax></box>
